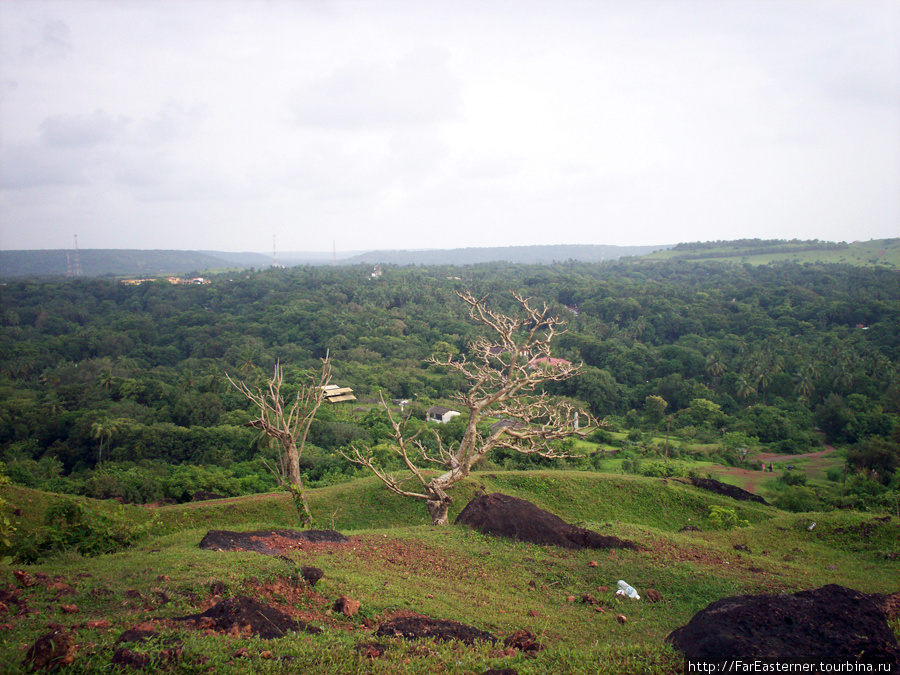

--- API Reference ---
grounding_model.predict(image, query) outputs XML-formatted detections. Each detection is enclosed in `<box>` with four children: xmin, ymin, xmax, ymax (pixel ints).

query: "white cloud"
<box><xmin>0</xmin><ymin>0</ymin><xmax>897</xmax><ymax>252</ymax></box>
<box><xmin>289</xmin><ymin>47</ymin><xmax>461</xmax><ymax>130</ymax></box>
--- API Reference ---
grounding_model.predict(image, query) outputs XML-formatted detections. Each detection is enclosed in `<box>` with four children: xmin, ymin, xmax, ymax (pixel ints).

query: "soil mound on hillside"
<box><xmin>174</xmin><ymin>596</ymin><xmax>321</xmax><ymax>639</ymax></box>
<box><xmin>688</xmin><ymin>477</ymin><xmax>768</xmax><ymax>505</ymax></box>
<box><xmin>455</xmin><ymin>493</ymin><xmax>638</xmax><ymax>550</ymax></box>
<box><xmin>666</xmin><ymin>584</ymin><xmax>899</xmax><ymax>667</ymax></box>
<box><xmin>198</xmin><ymin>529</ymin><xmax>349</xmax><ymax>556</ymax></box>
<box><xmin>375</xmin><ymin>615</ymin><xmax>495</xmax><ymax>645</ymax></box>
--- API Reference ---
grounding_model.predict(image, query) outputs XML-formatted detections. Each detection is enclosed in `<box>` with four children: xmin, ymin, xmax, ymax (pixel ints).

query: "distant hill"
<box><xmin>0</xmin><ymin>249</ymin><xmax>253</xmax><ymax>278</ymax></box>
<box><xmin>642</xmin><ymin>238</ymin><xmax>900</xmax><ymax>268</ymax></box>
<box><xmin>342</xmin><ymin>244</ymin><xmax>667</xmax><ymax>266</ymax></box>
<box><xmin>6</xmin><ymin>239</ymin><xmax>892</xmax><ymax>278</ymax></box>
<box><xmin>0</xmin><ymin>244</ymin><xmax>667</xmax><ymax>277</ymax></box>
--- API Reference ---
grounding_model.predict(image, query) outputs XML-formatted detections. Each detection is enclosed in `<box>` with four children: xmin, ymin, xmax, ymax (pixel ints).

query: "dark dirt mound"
<box><xmin>198</xmin><ymin>529</ymin><xmax>349</xmax><ymax>556</ymax></box>
<box><xmin>112</xmin><ymin>630</ymin><xmax>183</xmax><ymax>670</ymax></box>
<box><xmin>192</xmin><ymin>490</ymin><xmax>226</xmax><ymax>502</ymax></box>
<box><xmin>688</xmin><ymin>477</ymin><xmax>768</xmax><ymax>505</ymax></box>
<box><xmin>375</xmin><ymin>615</ymin><xmax>495</xmax><ymax>645</ymax></box>
<box><xmin>455</xmin><ymin>493</ymin><xmax>638</xmax><ymax>551</ymax></box>
<box><xmin>667</xmin><ymin>584</ymin><xmax>899</xmax><ymax>667</ymax></box>
<box><xmin>173</xmin><ymin>595</ymin><xmax>321</xmax><ymax>639</ymax></box>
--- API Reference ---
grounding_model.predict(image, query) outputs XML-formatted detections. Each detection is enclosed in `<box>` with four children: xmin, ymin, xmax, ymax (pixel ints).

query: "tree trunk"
<box><xmin>425</xmin><ymin>484</ymin><xmax>453</xmax><ymax>526</ymax></box>
<box><xmin>285</xmin><ymin>440</ymin><xmax>312</xmax><ymax>527</ymax></box>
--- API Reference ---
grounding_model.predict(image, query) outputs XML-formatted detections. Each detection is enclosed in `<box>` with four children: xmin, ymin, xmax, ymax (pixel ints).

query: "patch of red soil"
<box><xmin>344</xmin><ymin>535</ymin><xmax>488</xmax><ymax>583</ymax></box>
<box><xmin>375</xmin><ymin>615</ymin><xmax>495</xmax><ymax>645</ymax></box>
<box><xmin>198</xmin><ymin>529</ymin><xmax>350</xmax><ymax>557</ymax></box>
<box><xmin>173</xmin><ymin>595</ymin><xmax>322</xmax><ymax>639</ymax></box>
<box><xmin>455</xmin><ymin>493</ymin><xmax>638</xmax><ymax>551</ymax></box>
<box><xmin>667</xmin><ymin>584</ymin><xmax>900</xmax><ymax>667</ymax></box>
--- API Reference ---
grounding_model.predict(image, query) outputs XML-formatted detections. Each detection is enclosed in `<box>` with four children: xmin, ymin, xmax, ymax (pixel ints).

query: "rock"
<box><xmin>24</xmin><ymin>629</ymin><xmax>76</xmax><ymax>670</ymax></box>
<box><xmin>333</xmin><ymin>595</ymin><xmax>360</xmax><ymax>617</ymax></box>
<box><xmin>581</xmin><ymin>594</ymin><xmax>601</xmax><ymax>606</ymax></box>
<box><xmin>85</xmin><ymin>620</ymin><xmax>111</xmax><ymax>629</ymax></box>
<box><xmin>688</xmin><ymin>477</ymin><xmax>768</xmax><ymax>505</ymax></box>
<box><xmin>60</xmin><ymin>604</ymin><xmax>79</xmax><ymax>614</ymax></box>
<box><xmin>259</xmin><ymin>650</ymin><xmax>273</xmax><ymax>659</ymax></box>
<box><xmin>354</xmin><ymin>642</ymin><xmax>389</xmax><ymax>658</ymax></box>
<box><xmin>13</xmin><ymin>570</ymin><xmax>36</xmax><ymax>588</ymax></box>
<box><xmin>566</xmin><ymin>595</ymin><xmax>576</xmax><ymax>603</ymax></box>
<box><xmin>48</xmin><ymin>582</ymin><xmax>75</xmax><ymax>596</ymax></box>
<box><xmin>616</xmin><ymin>614</ymin><xmax>627</xmax><ymax>624</ymax></box>
<box><xmin>503</xmin><ymin>629</ymin><xmax>544</xmax><ymax>653</ymax></box>
<box><xmin>375</xmin><ymin>616</ymin><xmax>495</xmax><ymax>645</ymax></box>
<box><xmin>588</xmin><ymin>561</ymin><xmax>598</xmax><ymax>567</ymax></box>
<box><xmin>667</xmin><ymin>584</ymin><xmax>900</xmax><ymax>667</ymax></box>
<box><xmin>646</xmin><ymin>589</ymin><xmax>663</xmax><ymax>603</ymax></box>
<box><xmin>112</xmin><ymin>648</ymin><xmax>151</xmax><ymax>669</ymax></box>
<box><xmin>174</xmin><ymin>596</ymin><xmax>321</xmax><ymax>639</ymax></box>
<box><xmin>300</xmin><ymin>566</ymin><xmax>324</xmax><ymax>587</ymax></box>
<box><xmin>455</xmin><ymin>493</ymin><xmax>638</xmax><ymax>550</ymax></box>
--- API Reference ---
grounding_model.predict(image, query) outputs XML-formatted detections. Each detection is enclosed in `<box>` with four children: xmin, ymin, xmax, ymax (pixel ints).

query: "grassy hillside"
<box><xmin>2</xmin><ymin>471</ymin><xmax>898</xmax><ymax>674</ymax></box>
<box><xmin>643</xmin><ymin>238</ymin><xmax>900</xmax><ymax>268</ymax></box>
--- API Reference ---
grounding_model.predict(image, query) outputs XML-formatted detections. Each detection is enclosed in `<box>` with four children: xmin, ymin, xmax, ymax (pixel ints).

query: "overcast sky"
<box><xmin>1</xmin><ymin>0</ymin><xmax>898</xmax><ymax>253</ymax></box>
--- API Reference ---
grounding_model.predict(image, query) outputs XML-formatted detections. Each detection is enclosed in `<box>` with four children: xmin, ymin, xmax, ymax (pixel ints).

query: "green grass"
<box><xmin>2</xmin><ymin>471</ymin><xmax>898</xmax><ymax>674</ymax></box>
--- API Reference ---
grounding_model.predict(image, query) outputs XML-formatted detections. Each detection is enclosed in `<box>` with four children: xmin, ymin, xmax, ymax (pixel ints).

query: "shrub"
<box><xmin>16</xmin><ymin>498</ymin><xmax>152</xmax><ymax>563</ymax></box>
<box><xmin>0</xmin><ymin>463</ymin><xmax>15</xmax><ymax>558</ymax></box>
<box><xmin>780</xmin><ymin>470</ymin><xmax>807</xmax><ymax>486</ymax></box>
<box><xmin>826</xmin><ymin>466</ymin><xmax>845</xmax><ymax>483</ymax></box>
<box><xmin>708</xmin><ymin>505</ymin><xmax>749</xmax><ymax>529</ymax></box>
<box><xmin>773</xmin><ymin>486</ymin><xmax>822</xmax><ymax>513</ymax></box>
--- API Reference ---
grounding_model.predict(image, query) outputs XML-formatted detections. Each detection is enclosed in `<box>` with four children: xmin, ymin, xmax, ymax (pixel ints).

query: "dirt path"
<box><xmin>751</xmin><ymin>445</ymin><xmax>838</xmax><ymax>463</ymax></box>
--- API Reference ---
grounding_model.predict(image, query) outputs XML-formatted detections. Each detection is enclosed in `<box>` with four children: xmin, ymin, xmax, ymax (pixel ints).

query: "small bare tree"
<box><xmin>342</xmin><ymin>292</ymin><xmax>603</xmax><ymax>525</ymax></box>
<box><xmin>227</xmin><ymin>354</ymin><xmax>331</xmax><ymax>526</ymax></box>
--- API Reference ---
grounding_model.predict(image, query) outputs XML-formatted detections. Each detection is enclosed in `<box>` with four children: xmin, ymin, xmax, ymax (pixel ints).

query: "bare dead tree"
<box><xmin>341</xmin><ymin>292</ymin><xmax>605</xmax><ymax>525</ymax></box>
<box><xmin>227</xmin><ymin>354</ymin><xmax>331</xmax><ymax>526</ymax></box>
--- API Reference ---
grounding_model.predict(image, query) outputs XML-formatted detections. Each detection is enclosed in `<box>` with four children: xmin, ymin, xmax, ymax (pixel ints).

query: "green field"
<box><xmin>643</xmin><ymin>238</ymin><xmax>900</xmax><ymax>268</ymax></box>
<box><xmin>2</xmin><ymin>471</ymin><xmax>898</xmax><ymax>674</ymax></box>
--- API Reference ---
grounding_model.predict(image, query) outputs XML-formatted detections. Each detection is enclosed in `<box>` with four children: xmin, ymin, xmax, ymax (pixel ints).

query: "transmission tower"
<box><xmin>73</xmin><ymin>235</ymin><xmax>82</xmax><ymax>277</ymax></box>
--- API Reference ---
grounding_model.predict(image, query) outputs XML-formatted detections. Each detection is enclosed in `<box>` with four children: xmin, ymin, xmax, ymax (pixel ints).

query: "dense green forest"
<box><xmin>1</xmin><ymin>257</ymin><xmax>898</xmax><ymax>510</ymax></box>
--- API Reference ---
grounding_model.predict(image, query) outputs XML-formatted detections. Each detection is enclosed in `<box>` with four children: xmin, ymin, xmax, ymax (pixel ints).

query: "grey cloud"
<box><xmin>15</xmin><ymin>18</ymin><xmax>73</xmax><ymax>64</ymax></box>
<box><xmin>135</xmin><ymin>102</ymin><xmax>209</xmax><ymax>145</ymax></box>
<box><xmin>40</xmin><ymin>110</ymin><xmax>130</xmax><ymax>147</ymax></box>
<box><xmin>0</xmin><ymin>144</ymin><xmax>89</xmax><ymax>189</ymax></box>
<box><xmin>289</xmin><ymin>47</ymin><xmax>460</xmax><ymax>129</ymax></box>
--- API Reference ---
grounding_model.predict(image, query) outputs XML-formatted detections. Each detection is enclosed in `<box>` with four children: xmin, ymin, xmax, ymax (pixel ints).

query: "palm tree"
<box><xmin>90</xmin><ymin>418</ymin><xmax>117</xmax><ymax>465</ymax></box>
<box><xmin>98</xmin><ymin>368</ymin><xmax>116</xmax><ymax>391</ymax></box>
<box><xmin>794</xmin><ymin>370</ymin><xmax>815</xmax><ymax>403</ymax></box>
<box><xmin>735</xmin><ymin>376</ymin><xmax>757</xmax><ymax>404</ymax></box>
<box><xmin>705</xmin><ymin>353</ymin><xmax>727</xmax><ymax>387</ymax></box>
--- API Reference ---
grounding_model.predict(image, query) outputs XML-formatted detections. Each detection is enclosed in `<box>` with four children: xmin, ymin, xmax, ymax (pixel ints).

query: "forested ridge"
<box><xmin>1</xmin><ymin>258</ymin><xmax>898</xmax><ymax>509</ymax></box>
